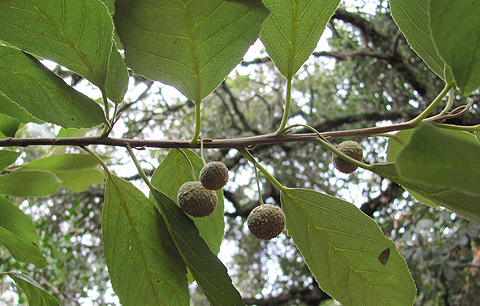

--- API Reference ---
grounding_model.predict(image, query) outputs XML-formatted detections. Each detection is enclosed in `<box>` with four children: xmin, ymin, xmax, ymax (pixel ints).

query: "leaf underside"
<box><xmin>0</xmin><ymin>47</ymin><xmax>106</xmax><ymax>128</ymax></box>
<box><xmin>429</xmin><ymin>0</ymin><xmax>480</xmax><ymax>95</ymax></box>
<box><xmin>281</xmin><ymin>188</ymin><xmax>416</xmax><ymax>306</ymax></box>
<box><xmin>114</xmin><ymin>0</ymin><xmax>268</xmax><ymax>102</ymax></box>
<box><xmin>103</xmin><ymin>175</ymin><xmax>190</xmax><ymax>306</ymax></box>
<box><xmin>390</xmin><ymin>0</ymin><xmax>447</xmax><ymax>80</ymax></box>
<box><xmin>260</xmin><ymin>0</ymin><xmax>341</xmax><ymax>78</ymax></box>
<box><xmin>0</xmin><ymin>0</ymin><xmax>128</xmax><ymax>103</ymax></box>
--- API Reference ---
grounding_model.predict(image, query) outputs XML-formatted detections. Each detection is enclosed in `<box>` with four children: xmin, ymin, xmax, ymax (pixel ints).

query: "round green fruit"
<box><xmin>332</xmin><ymin>140</ymin><xmax>363</xmax><ymax>174</ymax></box>
<box><xmin>247</xmin><ymin>204</ymin><xmax>286</xmax><ymax>240</ymax></box>
<box><xmin>177</xmin><ymin>181</ymin><xmax>218</xmax><ymax>217</ymax></box>
<box><xmin>200</xmin><ymin>161</ymin><xmax>229</xmax><ymax>190</ymax></box>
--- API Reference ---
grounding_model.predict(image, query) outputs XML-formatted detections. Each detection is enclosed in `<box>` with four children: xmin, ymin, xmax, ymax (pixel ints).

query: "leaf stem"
<box><xmin>81</xmin><ymin>146</ymin><xmax>113</xmax><ymax>178</ymax></box>
<box><xmin>254</xmin><ymin>162</ymin><xmax>264</xmax><ymax>205</ymax></box>
<box><xmin>190</xmin><ymin>101</ymin><xmax>202</xmax><ymax>145</ymax></box>
<box><xmin>283</xmin><ymin>123</ymin><xmax>373</xmax><ymax>171</ymax></box>
<box><xmin>200</xmin><ymin>139</ymin><xmax>206</xmax><ymax>166</ymax></box>
<box><xmin>374</xmin><ymin>133</ymin><xmax>405</xmax><ymax>145</ymax></box>
<box><xmin>435</xmin><ymin>123</ymin><xmax>480</xmax><ymax>132</ymax></box>
<box><xmin>439</xmin><ymin>86</ymin><xmax>455</xmax><ymax>115</ymax></box>
<box><xmin>100</xmin><ymin>89</ymin><xmax>112</xmax><ymax>137</ymax></box>
<box><xmin>178</xmin><ymin>148</ymin><xmax>197</xmax><ymax>180</ymax></box>
<box><xmin>239</xmin><ymin>148</ymin><xmax>286</xmax><ymax>192</ymax></box>
<box><xmin>408</xmin><ymin>82</ymin><xmax>454</xmax><ymax>126</ymax></box>
<box><xmin>276</xmin><ymin>78</ymin><xmax>293</xmax><ymax>133</ymax></box>
<box><xmin>125</xmin><ymin>144</ymin><xmax>156</xmax><ymax>191</ymax></box>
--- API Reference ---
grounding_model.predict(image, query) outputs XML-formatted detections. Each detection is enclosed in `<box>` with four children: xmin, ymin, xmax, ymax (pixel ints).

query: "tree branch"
<box><xmin>0</xmin><ymin>112</ymin><xmax>464</xmax><ymax>149</ymax></box>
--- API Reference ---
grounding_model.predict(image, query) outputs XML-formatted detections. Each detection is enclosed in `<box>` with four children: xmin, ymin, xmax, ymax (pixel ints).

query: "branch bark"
<box><xmin>0</xmin><ymin>113</ymin><xmax>457</xmax><ymax>149</ymax></box>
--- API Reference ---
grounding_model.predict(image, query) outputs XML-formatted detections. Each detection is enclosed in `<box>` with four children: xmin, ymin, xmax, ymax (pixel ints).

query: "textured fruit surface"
<box><xmin>332</xmin><ymin>140</ymin><xmax>363</xmax><ymax>174</ymax></box>
<box><xmin>200</xmin><ymin>161</ymin><xmax>229</xmax><ymax>190</ymax></box>
<box><xmin>247</xmin><ymin>204</ymin><xmax>286</xmax><ymax>240</ymax></box>
<box><xmin>177</xmin><ymin>181</ymin><xmax>218</xmax><ymax>217</ymax></box>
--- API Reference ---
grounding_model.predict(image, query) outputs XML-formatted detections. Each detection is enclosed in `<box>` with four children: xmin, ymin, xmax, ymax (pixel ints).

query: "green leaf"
<box><xmin>396</xmin><ymin>124</ymin><xmax>480</xmax><ymax>196</ymax></box>
<box><xmin>259</xmin><ymin>0</ymin><xmax>341</xmax><ymax>79</ymax></box>
<box><xmin>281</xmin><ymin>188</ymin><xmax>416</xmax><ymax>306</ymax></box>
<box><xmin>0</xmin><ymin>196</ymin><xmax>41</xmax><ymax>244</ymax></box>
<box><xmin>0</xmin><ymin>93</ymin><xmax>43</xmax><ymax>124</ymax></box>
<box><xmin>23</xmin><ymin>154</ymin><xmax>105</xmax><ymax>191</ymax></box>
<box><xmin>103</xmin><ymin>175</ymin><xmax>189</xmax><ymax>306</ymax></box>
<box><xmin>4</xmin><ymin>272</ymin><xmax>59</xmax><ymax>305</ymax></box>
<box><xmin>99</xmin><ymin>0</ymin><xmax>116</xmax><ymax>15</ymax></box>
<box><xmin>281</xmin><ymin>188</ymin><xmax>416</xmax><ymax>305</ymax></box>
<box><xmin>371</xmin><ymin>163</ymin><xmax>480</xmax><ymax>224</ymax></box>
<box><xmin>105</xmin><ymin>43</ymin><xmax>129</xmax><ymax>104</ymax></box>
<box><xmin>0</xmin><ymin>114</ymin><xmax>20</xmax><ymax>138</ymax></box>
<box><xmin>151</xmin><ymin>189</ymin><xmax>245</xmax><ymax>306</ymax></box>
<box><xmin>151</xmin><ymin>149</ymin><xmax>224</xmax><ymax>255</ymax></box>
<box><xmin>0</xmin><ymin>196</ymin><xmax>46</xmax><ymax>268</ymax></box>
<box><xmin>52</xmin><ymin>168</ymin><xmax>105</xmax><ymax>192</ymax></box>
<box><xmin>55</xmin><ymin>128</ymin><xmax>90</xmax><ymax>138</ymax></box>
<box><xmin>0</xmin><ymin>149</ymin><xmax>21</xmax><ymax>172</ymax></box>
<box><xmin>0</xmin><ymin>47</ymin><xmax>106</xmax><ymax>128</ymax></box>
<box><xmin>0</xmin><ymin>170</ymin><xmax>62</xmax><ymax>197</ymax></box>
<box><xmin>389</xmin><ymin>0</ymin><xmax>448</xmax><ymax>80</ymax></box>
<box><xmin>386</xmin><ymin>129</ymin><xmax>439</xmax><ymax>207</ymax></box>
<box><xmin>0</xmin><ymin>227</ymin><xmax>46</xmax><ymax>268</ymax></box>
<box><xmin>429</xmin><ymin>0</ymin><xmax>480</xmax><ymax>95</ymax></box>
<box><xmin>114</xmin><ymin>0</ymin><xmax>268</xmax><ymax>102</ymax></box>
<box><xmin>386</xmin><ymin>129</ymin><xmax>414</xmax><ymax>163</ymax></box>
<box><xmin>0</xmin><ymin>0</ymin><xmax>128</xmax><ymax>103</ymax></box>
<box><xmin>23</xmin><ymin>154</ymin><xmax>100</xmax><ymax>171</ymax></box>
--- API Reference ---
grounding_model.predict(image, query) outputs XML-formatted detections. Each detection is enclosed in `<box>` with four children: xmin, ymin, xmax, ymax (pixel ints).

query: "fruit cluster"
<box><xmin>176</xmin><ymin>140</ymin><xmax>363</xmax><ymax>239</ymax></box>
<box><xmin>176</xmin><ymin>160</ymin><xmax>286</xmax><ymax>240</ymax></box>
<box><xmin>177</xmin><ymin>161</ymin><xmax>228</xmax><ymax>218</ymax></box>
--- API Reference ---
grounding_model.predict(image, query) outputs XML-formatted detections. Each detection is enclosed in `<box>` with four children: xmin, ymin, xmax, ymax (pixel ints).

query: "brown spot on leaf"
<box><xmin>378</xmin><ymin>247</ymin><xmax>390</xmax><ymax>265</ymax></box>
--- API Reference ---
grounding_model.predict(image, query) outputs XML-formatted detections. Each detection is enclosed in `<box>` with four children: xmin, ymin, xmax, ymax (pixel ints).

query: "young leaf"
<box><xmin>281</xmin><ymin>188</ymin><xmax>416</xmax><ymax>306</ymax></box>
<box><xmin>151</xmin><ymin>149</ymin><xmax>224</xmax><ymax>255</ymax></box>
<box><xmin>0</xmin><ymin>170</ymin><xmax>62</xmax><ymax>197</ymax></box>
<box><xmin>103</xmin><ymin>175</ymin><xmax>190</xmax><ymax>306</ymax></box>
<box><xmin>151</xmin><ymin>189</ymin><xmax>245</xmax><ymax>306</ymax></box>
<box><xmin>0</xmin><ymin>196</ymin><xmax>46</xmax><ymax>268</ymax></box>
<box><xmin>429</xmin><ymin>0</ymin><xmax>480</xmax><ymax>95</ymax></box>
<box><xmin>0</xmin><ymin>47</ymin><xmax>106</xmax><ymax>128</ymax></box>
<box><xmin>4</xmin><ymin>272</ymin><xmax>60</xmax><ymax>306</ymax></box>
<box><xmin>0</xmin><ymin>93</ymin><xmax>43</xmax><ymax>124</ymax></box>
<box><xmin>390</xmin><ymin>0</ymin><xmax>449</xmax><ymax>80</ymax></box>
<box><xmin>396</xmin><ymin>124</ymin><xmax>480</xmax><ymax>196</ymax></box>
<box><xmin>0</xmin><ymin>149</ymin><xmax>21</xmax><ymax>172</ymax></box>
<box><xmin>259</xmin><ymin>0</ymin><xmax>341</xmax><ymax>79</ymax></box>
<box><xmin>0</xmin><ymin>0</ymin><xmax>128</xmax><ymax>103</ymax></box>
<box><xmin>114</xmin><ymin>0</ymin><xmax>268</xmax><ymax>102</ymax></box>
<box><xmin>371</xmin><ymin>163</ymin><xmax>480</xmax><ymax>224</ymax></box>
